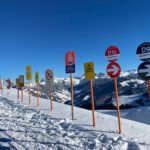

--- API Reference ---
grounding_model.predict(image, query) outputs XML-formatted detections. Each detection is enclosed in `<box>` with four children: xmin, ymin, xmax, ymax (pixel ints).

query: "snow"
<box><xmin>120</xmin><ymin>79</ymin><xmax>145</xmax><ymax>87</ymax></box>
<box><xmin>83</xmin><ymin>95</ymin><xmax>90</xmax><ymax>101</ymax></box>
<box><xmin>0</xmin><ymin>89</ymin><xmax>149</xmax><ymax>149</ymax></box>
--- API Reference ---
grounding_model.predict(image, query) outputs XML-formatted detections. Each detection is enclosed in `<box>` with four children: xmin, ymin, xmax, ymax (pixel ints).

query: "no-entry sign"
<box><xmin>105</xmin><ymin>46</ymin><xmax>120</xmax><ymax>62</ymax></box>
<box><xmin>107</xmin><ymin>62</ymin><xmax>121</xmax><ymax>78</ymax></box>
<box><xmin>136</xmin><ymin>42</ymin><xmax>150</xmax><ymax>61</ymax></box>
<box><xmin>45</xmin><ymin>70</ymin><xmax>53</xmax><ymax>81</ymax></box>
<box><xmin>138</xmin><ymin>61</ymin><xmax>150</xmax><ymax>80</ymax></box>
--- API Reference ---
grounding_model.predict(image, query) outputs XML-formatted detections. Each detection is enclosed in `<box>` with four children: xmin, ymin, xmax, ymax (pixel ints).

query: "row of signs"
<box><xmin>65</xmin><ymin>46</ymin><xmax>121</xmax><ymax>80</ymax></box>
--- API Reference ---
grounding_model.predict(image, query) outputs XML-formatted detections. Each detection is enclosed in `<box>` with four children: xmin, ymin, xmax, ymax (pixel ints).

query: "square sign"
<box><xmin>35</xmin><ymin>72</ymin><xmax>39</xmax><ymax>84</ymax></box>
<box><xmin>26</xmin><ymin>66</ymin><xmax>32</xmax><ymax>80</ymax></box>
<box><xmin>65</xmin><ymin>51</ymin><xmax>75</xmax><ymax>73</ymax></box>
<box><xmin>84</xmin><ymin>62</ymin><xmax>95</xmax><ymax>80</ymax></box>
<box><xmin>19</xmin><ymin>75</ymin><xmax>24</xmax><ymax>87</ymax></box>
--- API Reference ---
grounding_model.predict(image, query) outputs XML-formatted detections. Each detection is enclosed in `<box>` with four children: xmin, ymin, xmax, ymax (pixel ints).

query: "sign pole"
<box><xmin>29</xmin><ymin>80</ymin><xmax>31</xmax><ymax>104</ymax></box>
<box><xmin>37</xmin><ymin>83</ymin><xmax>39</xmax><ymax>108</ymax></box>
<box><xmin>90</xmin><ymin>79</ymin><xmax>95</xmax><ymax>127</ymax></box>
<box><xmin>18</xmin><ymin>89</ymin><xmax>19</xmax><ymax>99</ymax></box>
<box><xmin>147</xmin><ymin>80</ymin><xmax>150</xmax><ymax>103</ymax></box>
<box><xmin>70</xmin><ymin>73</ymin><xmax>74</xmax><ymax>120</ymax></box>
<box><xmin>49</xmin><ymin>85</ymin><xmax>53</xmax><ymax>111</ymax></box>
<box><xmin>21</xmin><ymin>87</ymin><xmax>23</xmax><ymax>102</ymax></box>
<box><xmin>114</xmin><ymin>78</ymin><xmax>121</xmax><ymax>134</ymax></box>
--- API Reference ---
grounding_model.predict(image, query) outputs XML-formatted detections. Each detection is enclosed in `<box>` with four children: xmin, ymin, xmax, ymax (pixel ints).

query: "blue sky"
<box><xmin>0</xmin><ymin>0</ymin><xmax>150</xmax><ymax>80</ymax></box>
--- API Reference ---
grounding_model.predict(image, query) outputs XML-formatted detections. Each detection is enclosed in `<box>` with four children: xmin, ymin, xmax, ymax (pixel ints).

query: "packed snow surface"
<box><xmin>0</xmin><ymin>89</ymin><xmax>149</xmax><ymax>149</ymax></box>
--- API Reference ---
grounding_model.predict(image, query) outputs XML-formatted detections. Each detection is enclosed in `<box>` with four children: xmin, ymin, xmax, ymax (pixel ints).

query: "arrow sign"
<box><xmin>138</xmin><ymin>62</ymin><xmax>150</xmax><ymax>80</ymax></box>
<box><xmin>107</xmin><ymin>62</ymin><xmax>121</xmax><ymax>78</ymax></box>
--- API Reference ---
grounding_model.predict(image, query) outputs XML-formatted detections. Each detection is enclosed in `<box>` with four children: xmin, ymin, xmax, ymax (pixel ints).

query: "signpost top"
<box><xmin>136</xmin><ymin>42</ymin><xmax>150</xmax><ymax>61</ymax></box>
<box><xmin>107</xmin><ymin>62</ymin><xmax>121</xmax><ymax>78</ymax></box>
<box><xmin>105</xmin><ymin>46</ymin><xmax>120</xmax><ymax>62</ymax></box>
<box><xmin>138</xmin><ymin>61</ymin><xmax>150</xmax><ymax>80</ymax></box>
<box><xmin>84</xmin><ymin>62</ymin><xmax>95</xmax><ymax>80</ymax></box>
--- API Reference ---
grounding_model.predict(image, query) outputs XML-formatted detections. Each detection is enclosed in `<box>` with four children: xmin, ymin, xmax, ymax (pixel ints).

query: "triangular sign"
<box><xmin>86</xmin><ymin>64</ymin><xmax>93</xmax><ymax>72</ymax></box>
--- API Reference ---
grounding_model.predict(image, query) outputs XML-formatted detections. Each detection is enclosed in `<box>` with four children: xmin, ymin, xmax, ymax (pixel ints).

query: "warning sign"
<box><xmin>84</xmin><ymin>62</ymin><xmax>95</xmax><ymax>80</ymax></box>
<box><xmin>26</xmin><ymin>66</ymin><xmax>32</xmax><ymax>80</ymax></box>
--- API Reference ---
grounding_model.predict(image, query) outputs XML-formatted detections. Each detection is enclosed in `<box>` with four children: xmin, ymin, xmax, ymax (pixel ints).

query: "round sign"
<box><xmin>105</xmin><ymin>46</ymin><xmax>120</xmax><ymax>62</ymax></box>
<box><xmin>136</xmin><ymin>42</ymin><xmax>150</xmax><ymax>61</ymax></box>
<box><xmin>45</xmin><ymin>70</ymin><xmax>53</xmax><ymax>81</ymax></box>
<box><xmin>138</xmin><ymin>61</ymin><xmax>150</xmax><ymax>80</ymax></box>
<box><xmin>107</xmin><ymin>62</ymin><xmax>121</xmax><ymax>78</ymax></box>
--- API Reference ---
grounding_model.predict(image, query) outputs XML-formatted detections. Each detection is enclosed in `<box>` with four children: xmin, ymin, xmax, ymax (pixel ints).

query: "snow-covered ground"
<box><xmin>0</xmin><ymin>88</ymin><xmax>150</xmax><ymax>149</ymax></box>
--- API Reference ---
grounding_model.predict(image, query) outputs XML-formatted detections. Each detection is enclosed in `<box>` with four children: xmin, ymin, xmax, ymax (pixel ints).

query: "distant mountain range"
<box><xmin>19</xmin><ymin>69</ymin><xmax>149</xmax><ymax>110</ymax></box>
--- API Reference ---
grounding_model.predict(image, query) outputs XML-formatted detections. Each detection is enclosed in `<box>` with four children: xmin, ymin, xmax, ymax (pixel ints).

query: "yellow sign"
<box><xmin>35</xmin><ymin>72</ymin><xmax>39</xmax><ymax>84</ymax></box>
<box><xmin>16</xmin><ymin>78</ymin><xmax>19</xmax><ymax>88</ymax></box>
<box><xmin>26</xmin><ymin>66</ymin><xmax>32</xmax><ymax>80</ymax></box>
<box><xmin>84</xmin><ymin>62</ymin><xmax>95</xmax><ymax>80</ymax></box>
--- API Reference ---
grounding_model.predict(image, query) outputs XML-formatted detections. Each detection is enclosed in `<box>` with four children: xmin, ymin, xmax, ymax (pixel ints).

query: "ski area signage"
<box><xmin>107</xmin><ymin>62</ymin><xmax>121</xmax><ymax>78</ymax></box>
<box><xmin>65</xmin><ymin>51</ymin><xmax>75</xmax><ymax>73</ymax></box>
<box><xmin>84</xmin><ymin>62</ymin><xmax>95</xmax><ymax>80</ymax></box>
<box><xmin>45</xmin><ymin>70</ymin><xmax>53</xmax><ymax>81</ymax></box>
<box><xmin>35</xmin><ymin>72</ymin><xmax>39</xmax><ymax>84</ymax></box>
<box><xmin>26</xmin><ymin>66</ymin><xmax>32</xmax><ymax>80</ymax></box>
<box><xmin>138</xmin><ymin>62</ymin><xmax>150</xmax><ymax>80</ymax></box>
<box><xmin>105</xmin><ymin>46</ymin><xmax>120</xmax><ymax>62</ymax></box>
<box><xmin>136</xmin><ymin>42</ymin><xmax>150</xmax><ymax>61</ymax></box>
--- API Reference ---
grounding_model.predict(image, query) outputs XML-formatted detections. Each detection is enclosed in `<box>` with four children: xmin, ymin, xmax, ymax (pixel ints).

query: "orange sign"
<box><xmin>65</xmin><ymin>51</ymin><xmax>75</xmax><ymax>66</ymax></box>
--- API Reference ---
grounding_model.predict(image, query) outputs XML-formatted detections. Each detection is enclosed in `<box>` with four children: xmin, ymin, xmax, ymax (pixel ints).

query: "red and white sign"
<box><xmin>45</xmin><ymin>70</ymin><xmax>53</xmax><ymax>81</ymax></box>
<box><xmin>107</xmin><ymin>62</ymin><xmax>121</xmax><ymax>78</ymax></box>
<box><xmin>105</xmin><ymin>46</ymin><xmax>120</xmax><ymax>62</ymax></box>
<box><xmin>65</xmin><ymin>51</ymin><xmax>75</xmax><ymax>66</ymax></box>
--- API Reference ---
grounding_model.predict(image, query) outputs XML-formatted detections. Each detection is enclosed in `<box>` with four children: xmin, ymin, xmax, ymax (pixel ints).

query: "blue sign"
<box><xmin>66</xmin><ymin>65</ymin><xmax>75</xmax><ymax>73</ymax></box>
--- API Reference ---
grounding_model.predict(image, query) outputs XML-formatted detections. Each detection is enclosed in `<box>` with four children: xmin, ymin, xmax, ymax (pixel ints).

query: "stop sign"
<box><xmin>136</xmin><ymin>42</ymin><xmax>150</xmax><ymax>61</ymax></box>
<box><xmin>105</xmin><ymin>46</ymin><xmax>120</xmax><ymax>62</ymax></box>
<box><xmin>107</xmin><ymin>62</ymin><xmax>121</xmax><ymax>78</ymax></box>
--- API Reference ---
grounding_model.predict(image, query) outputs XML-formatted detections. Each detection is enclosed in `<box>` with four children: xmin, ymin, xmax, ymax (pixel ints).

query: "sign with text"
<box><xmin>65</xmin><ymin>51</ymin><xmax>75</xmax><ymax>73</ymax></box>
<box><xmin>105</xmin><ymin>46</ymin><xmax>120</xmax><ymax>62</ymax></box>
<box><xmin>84</xmin><ymin>62</ymin><xmax>95</xmax><ymax>80</ymax></box>
<box><xmin>26</xmin><ymin>66</ymin><xmax>32</xmax><ymax>80</ymax></box>
<box><xmin>136</xmin><ymin>42</ymin><xmax>150</xmax><ymax>61</ymax></box>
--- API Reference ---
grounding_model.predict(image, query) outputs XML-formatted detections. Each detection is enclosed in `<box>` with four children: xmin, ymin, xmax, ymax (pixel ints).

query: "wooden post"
<box><xmin>147</xmin><ymin>80</ymin><xmax>150</xmax><ymax>104</ymax></box>
<box><xmin>29</xmin><ymin>80</ymin><xmax>31</xmax><ymax>104</ymax></box>
<box><xmin>90</xmin><ymin>80</ymin><xmax>95</xmax><ymax>127</ymax></box>
<box><xmin>114</xmin><ymin>78</ymin><xmax>121</xmax><ymax>134</ymax></box>
<box><xmin>49</xmin><ymin>85</ymin><xmax>53</xmax><ymax>111</ymax></box>
<box><xmin>21</xmin><ymin>88</ymin><xmax>23</xmax><ymax>102</ymax></box>
<box><xmin>18</xmin><ymin>89</ymin><xmax>19</xmax><ymax>99</ymax></box>
<box><xmin>37</xmin><ymin>83</ymin><xmax>39</xmax><ymax>108</ymax></box>
<box><xmin>70</xmin><ymin>73</ymin><xmax>74</xmax><ymax>120</ymax></box>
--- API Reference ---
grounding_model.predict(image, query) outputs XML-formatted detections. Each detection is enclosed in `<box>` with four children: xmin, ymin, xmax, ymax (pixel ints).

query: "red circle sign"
<box><xmin>45</xmin><ymin>70</ymin><xmax>53</xmax><ymax>81</ymax></box>
<box><xmin>107</xmin><ymin>62</ymin><xmax>121</xmax><ymax>78</ymax></box>
<box><xmin>105</xmin><ymin>46</ymin><xmax>120</xmax><ymax>62</ymax></box>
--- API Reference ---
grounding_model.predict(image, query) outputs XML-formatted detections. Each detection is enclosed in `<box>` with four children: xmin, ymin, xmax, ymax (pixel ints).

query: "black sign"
<box><xmin>138</xmin><ymin>62</ymin><xmax>150</xmax><ymax>80</ymax></box>
<box><xmin>136</xmin><ymin>42</ymin><xmax>150</xmax><ymax>61</ymax></box>
<box><xmin>66</xmin><ymin>64</ymin><xmax>75</xmax><ymax>73</ymax></box>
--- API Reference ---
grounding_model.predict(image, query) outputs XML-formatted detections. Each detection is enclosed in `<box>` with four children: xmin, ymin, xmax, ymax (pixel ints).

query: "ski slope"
<box><xmin>0</xmin><ymin>88</ymin><xmax>149</xmax><ymax>149</ymax></box>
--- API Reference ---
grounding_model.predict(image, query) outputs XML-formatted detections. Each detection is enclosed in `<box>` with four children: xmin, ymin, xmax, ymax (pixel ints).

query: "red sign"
<box><xmin>107</xmin><ymin>62</ymin><xmax>121</xmax><ymax>78</ymax></box>
<box><xmin>65</xmin><ymin>51</ymin><xmax>75</xmax><ymax>66</ymax></box>
<box><xmin>105</xmin><ymin>46</ymin><xmax>120</xmax><ymax>62</ymax></box>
